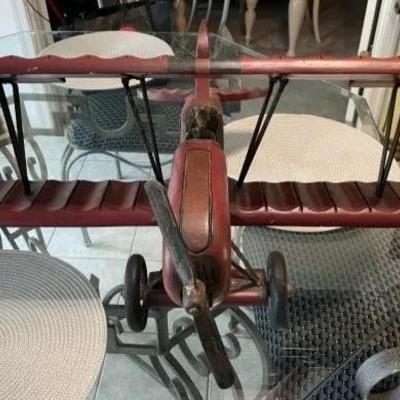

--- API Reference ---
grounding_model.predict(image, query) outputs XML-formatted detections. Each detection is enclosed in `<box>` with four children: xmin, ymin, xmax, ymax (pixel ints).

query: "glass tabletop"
<box><xmin>238</xmin><ymin>225</ymin><xmax>400</xmax><ymax>399</ymax></box>
<box><xmin>0</xmin><ymin>29</ymin><xmax>398</xmax><ymax>400</ymax></box>
<box><xmin>0</xmin><ymin>30</ymin><xmax>261</xmax><ymax>60</ymax></box>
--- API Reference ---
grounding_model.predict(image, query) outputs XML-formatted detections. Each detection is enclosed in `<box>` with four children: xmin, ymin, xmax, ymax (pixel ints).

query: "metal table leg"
<box><xmin>103</xmin><ymin>285</ymin><xmax>270</xmax><ymax>399</ymax></box>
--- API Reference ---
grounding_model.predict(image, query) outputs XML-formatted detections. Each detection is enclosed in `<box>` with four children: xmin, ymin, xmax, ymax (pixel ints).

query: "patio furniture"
<box><xmin>0</xmin><ymin>96</ymin><xmax>48</xmax><ymax>251</ymax></box>
<box><xmin>0</xmin><ymin>250</ymin><xmax>106</xmax><ymax>399</ymax></box>
<box><xmin>63</xmin><ymin>80</ymin><xmax>195</xmax><ymax>246</ymax></box>
<box><xmin>103</xmin><ymin>290</ymin><xmax>269</xmax><ymax>399</ymax></box>
<box><xmin>39</xmin><ymin>32</ymin><xmax>177</xmax><ymax>174</ymax></box>
<box><xmin>62</xmin><ymin>82</ymin><xmax>187</xmax><ymax>181</ymax></box>
<box><xmin>39</xmin><ymin>30</ymin><xmax>177</xmax><ymax>246</ymax></box>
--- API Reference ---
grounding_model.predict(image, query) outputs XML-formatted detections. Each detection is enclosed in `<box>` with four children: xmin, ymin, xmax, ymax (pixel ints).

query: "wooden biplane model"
<box><xmin>1</xmin><ymin>21</ymin><xmax>400</xmax><ymax>389</ymax></box>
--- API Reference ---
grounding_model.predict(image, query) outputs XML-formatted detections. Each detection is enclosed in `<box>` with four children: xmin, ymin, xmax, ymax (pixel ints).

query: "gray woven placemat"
<box><xmin>240</xmin><ymin>227</ymin><xmax>400</xmax><ymax>399</ymax></box>
<box><xmin>0</xmin><ymin>251</ymin><xmax>107</xmax><ymax>400</ymax></box>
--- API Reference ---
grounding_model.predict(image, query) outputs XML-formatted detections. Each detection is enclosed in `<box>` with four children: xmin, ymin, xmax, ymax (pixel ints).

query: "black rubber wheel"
<box><xmin>125</xmin><ymin>254</ymin><xmax>149</xmax><ymax>332</ymax></box>
<box><xmin>265</xmin><ymin>251</ymin><xmax>289</xmax><ymax>330</ymax></box>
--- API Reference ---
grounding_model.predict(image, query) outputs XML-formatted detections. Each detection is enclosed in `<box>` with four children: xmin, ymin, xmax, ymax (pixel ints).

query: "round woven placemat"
<box><xmin>0</xmin><ymin>251</ymin><xmax>107</xmax><ymax>400</ymax></box>
<box><xmin>225</xmin><ymin>114</ymin><xmax>400</xmax><ymax>232</ymax></box>
<box><xmin>40</xmin><ymin>31</ymin><xmax>174</xmax><ymax>91</ymax></box>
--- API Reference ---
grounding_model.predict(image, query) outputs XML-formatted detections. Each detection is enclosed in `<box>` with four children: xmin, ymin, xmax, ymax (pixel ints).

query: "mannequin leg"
<box><xmin>313</xmin><ymin>0</ymin><xmax>321</xmax><ymax>43</ymax></box>
<box><xmin>175</xmin><ymin>0</ymin><xmax>186</xmax><ymax>32</ymax></box>
<box><xmin>245</xmin><ymin>0</ymin><xmax>258</xmax><ymax>45</ymax></box>
<box><xmin>287</xmin><ymin>0</ymin><xmax>308</xmax><ymax>56</ymax></box>
<box><xmin>218</xmin><ymin>0</ymin><xmax>231</xmax><ymax>33</ymax></box>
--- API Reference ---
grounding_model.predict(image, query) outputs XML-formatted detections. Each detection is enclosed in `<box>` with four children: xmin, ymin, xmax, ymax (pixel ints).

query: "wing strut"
<box><xmin>0</xmin><ymin>81</ymin><xmax>30</xmax><ymax>194</ymax></box>
<box><xmin>237</xmin><ymin>77</ymin><xmax>288</xmax><ymax>186</ymax></box>
<box><xmin>377</xmin><ymin>84</ymin><xmax>400</xmax><ymax>196</ymax></box>
<box><xmin>122</xmin><ymin>76</ymin><xmax>165</xmax><ymax>185</ymax></box>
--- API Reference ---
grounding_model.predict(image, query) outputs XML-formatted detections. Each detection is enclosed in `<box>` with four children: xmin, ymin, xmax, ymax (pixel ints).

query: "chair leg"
<box><xmin>60</xmin><ymin>144</ymin><xmax>75</xmax><ymax>180</ymax></box>
<box><xmin>1</xmin><ymin>228</ymin><xmax>19</xmax><ymax>249</ymax></box>
<box><xmin>29</xmin><ymin>235</ymin><xmax>49</xmax><ymax>254</ymax></box>
<box><xmin>34</xmin><ymin>228</ymin><xmax>47</xmax><ymax>248</ymax></box>
<box><xmin>26</xmin><ymin>137</ymin><xmax>48</xmax><ymax>180</ymax></box>
<box><xmin>115</xmin><ymin>152</ymin><xmax>123</xmax><ymax>180</ymax></box>
<box><xmin>287</xmin><ymin>0</ymin><xmax>307</xmax><ymax>56</ymax></box>
<box><xmin>244</xmin><ymin>0</ymin><xmax>258</xmax><ymax>45</ymax></box>
<box><xmin>313</xmin><ymin>0</ymin><xmax>321</xmax><ymax>44</ymax></box>
<box><xmin>0</xmin><ymin>146</ymin><xmax>20</xmax><ymax>178</ymax></box>
<box><xmin>81</xmin><ymin>227</ymin><xmax>93</xmax><ymax>247</ymax></box>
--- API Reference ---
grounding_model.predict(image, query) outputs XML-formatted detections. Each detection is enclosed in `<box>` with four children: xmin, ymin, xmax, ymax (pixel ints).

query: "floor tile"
<box><xmin>85</xmin><ymin>150</ymin><xmax>161</xmax><ymax>163</ymax></box>
<box><xmin>78</xmin><ymin>160</ymin><xmax>121</xmax><ymax>181</ymax></box>
<box><xmin>79</xmin><ymin>153</ymin><xmax>172</xmax><ymax>182</ymax></box>
<box><xmin>78</xmin><ymin>157</ymin><xmax>171</xmax><ymax>182</ymax></box>
<box><xmin>95</xmin><ymin>354</ymin><xmax>173</xmax><ymax>400</ymax></box>
<box><xmin>131</xmin><ymin>227</ymin><xmax>163</xmax><ymax>262</ymax></box>
<box><xmin>96</xmin><ymin>343</ymin><xmax>209</xmax><ymax>399</ymax></box>
<box><xmin>47</xmin><ymin>227</ymin><xmax>136</xmax><ymax>260</ymax></box>
<box><xmin>46</xmin><ymin>156</ymin><xmax>85</xmax><ymax>180</ymax></box>
<box><xmin>28</xmin><ymin>135</ymin><xmax>75</xmax><ymax>161</ymax></box>
<box><xmin>0</xmin><ymin>140</ymin><xmax>85</xmax><ymax>181</ymax></box>
<box><xmin>102</xmin><ymin>313</ymin><xmax>262</xmax><ymax>400</ymax></box>
<box><xmin>119</xmin><ymin>153</ymin><xmax>173</xmax><ymax>181</ymax></box>
<box><xmin>60</xmin><ymin>256</ymin><xmax>126</xmax><ymax>298</ymax></box>
<box><xmin>120</xmin><ymin>161</ymin><xmax>154</xmax><ymax>180</ymax></box>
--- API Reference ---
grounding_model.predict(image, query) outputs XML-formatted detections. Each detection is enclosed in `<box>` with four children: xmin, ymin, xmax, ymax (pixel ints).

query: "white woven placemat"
<box><xmin>225</xmin><ymin>114</ymin><xmax>400</xmax><ymax>232</ymax></box>
<box><xmin>40</xmin><ymin>31</ymin><xmax>174</xmax><ymax>90</ymax></box>
<box><xmin>0</xmin><ymin>251</ymin><xmax>107</xmax><ymax>400</ymax></box>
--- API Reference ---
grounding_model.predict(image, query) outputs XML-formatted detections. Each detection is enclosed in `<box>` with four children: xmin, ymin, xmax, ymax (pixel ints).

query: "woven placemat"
<box><xmin>0</xmin><ymin>251</ymin><xmax>107</xmax><ymax>400</ymax></box>
<box><xmin>40</xmin><ymin>31</ymin><xmax>174</xmax><ymax>91</ymax></box>
<box><xmin>225</xmin><ymin>114</ymin><xmax>400</xmax><ymax>232</ymax></box>
<box><xmin>242</xmin><ymin>227</ymin><xmax>400</xmax><ymax>399</ymax></box>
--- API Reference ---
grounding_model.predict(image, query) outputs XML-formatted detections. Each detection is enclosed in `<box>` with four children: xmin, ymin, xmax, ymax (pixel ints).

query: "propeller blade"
<box><xmin>144</xmin><ymin>180</ymin><xmax>195</xmax><ymax>286</ymax></box>
<box><xmin>145</xmin><ymin>181</ymin><xmax>235</xmax><ymax>389</ymax></box>
<box><xmin>191</xmin><ymin>296</ymin><xmax>235</xmax><ymax>389</ymax></box>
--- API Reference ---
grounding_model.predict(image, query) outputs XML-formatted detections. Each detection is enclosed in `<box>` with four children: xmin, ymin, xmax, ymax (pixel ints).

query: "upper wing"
<box><xmin>0</xmin><ymin>55</ymin><xmax>399</xmax><ymax>87</ymax></box>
